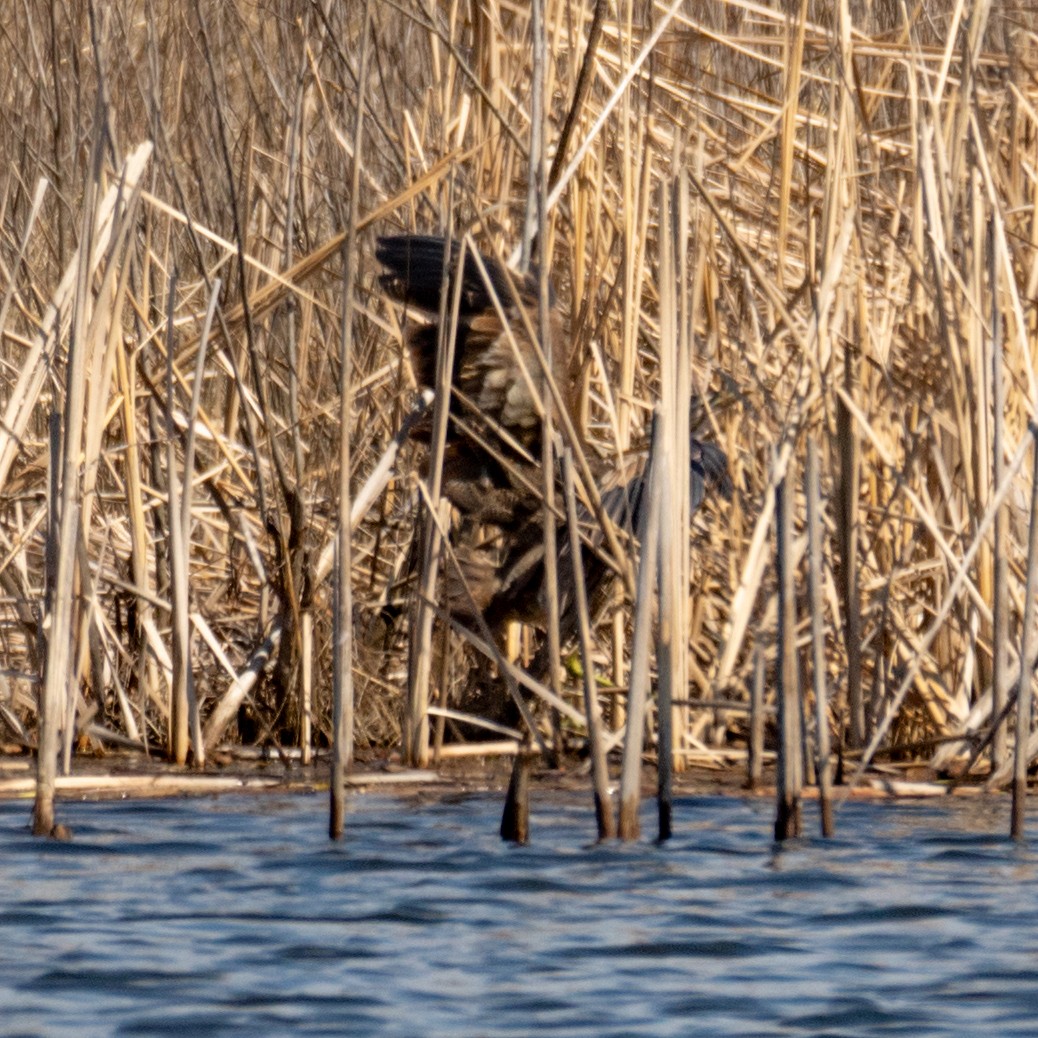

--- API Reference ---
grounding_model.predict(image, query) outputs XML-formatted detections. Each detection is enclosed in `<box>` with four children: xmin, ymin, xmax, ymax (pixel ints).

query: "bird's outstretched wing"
<box><xmin>376</xmin><ymin>233</ymin><xmax>570</xmax><ymax>464</ymax></box>
<box><xmin>376</xmin><ymin>234</ymin><xmax>531</xmax><ymax>317</ymax></box>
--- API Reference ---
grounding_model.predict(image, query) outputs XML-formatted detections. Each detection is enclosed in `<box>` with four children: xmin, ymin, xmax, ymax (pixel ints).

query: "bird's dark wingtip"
<box><xmin>375</xmin><ymin>234</ymin><xmax>457</xmax><ymax>313</ymax></box>
<box><xmin>690</xmin><ymin>439</ymin><xmax>733</xmax><ymax>511</ymax></box>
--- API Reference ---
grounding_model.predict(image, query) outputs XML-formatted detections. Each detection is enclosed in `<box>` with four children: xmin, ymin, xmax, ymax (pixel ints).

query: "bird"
<box><xmin>482</xmin><ymin>419</ymin><xmax>733</xmax><ymax>650</ymax></box>
<box><xmin>376</xmin><ymin>233</ymin><xmax>580</xmax><ymax>530</ymax></box>
<box><xmin>376</xmin><ymin>232</ymin><xmax>731</xmax><ymax>646</ymax></box>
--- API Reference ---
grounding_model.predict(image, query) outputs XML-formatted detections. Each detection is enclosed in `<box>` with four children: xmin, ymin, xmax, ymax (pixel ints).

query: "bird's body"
<box><xmin>376</xmin><ymin>232</ymin><xmax>730</xmax><ymax>645</ymax></box>
<box><xmin>377</xmin><ymin>234</ymin><xmax>584</xmax><ymax>538</ymax></box>
<box><xmin>376</xmin><ymin>235</ymin><xmax>576</xmax><ymax>453</ymax></box>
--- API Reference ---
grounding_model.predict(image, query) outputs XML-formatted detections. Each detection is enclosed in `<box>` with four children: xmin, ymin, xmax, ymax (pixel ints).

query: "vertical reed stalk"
<box><xmin>563</xmin><ymin>449</ymin><xmax>615</xmax><ymax>839</ymax></box>
<box><xmin>1010</xmin><ymin>425</ymin><xmax>1038</xmax><ymax>839</ymax></box>
<box><xmin>672</xmin><ymin>171</ymin><xmax>692</xmax><ymax>771</ymax></box>
<box><xmin>990</xmin><ymin>218</ymin><xmax>1008</xmax><ymax>771</ymax></box>
<box><xmin>655</xmin><ymin>177</ymin><xmax>681</xmax><ymax>839</ymax></box>
<box><xmin>404</xmin><ymin>498</ymin><xmax>440</xmax><ymax>768</ymax></box>
<box><xmin>180</xmin><ymin>279</ymin><xmax>219</xmax><ymax>764</ymax></box>
<box><xmin>166</xmin><ymin>272</ymin><xmax>193</xmax><ymax>766</ymax></box>
<box><xmin>531</xmin><ymin>0</ymin><xmax>564</xmax><ymax>765</ymax></box>
<box><xmin>405</xmin><ymin>232</ymin><xmax>466</xmax><ymax>765</ymax></box>
<box><xmin>837</xmin><ymin>342</ymin><xmax>863</xmax><ymax>747</ymax></box>
<box><xmin>301</xmin><ymin>609</ymin><xmax>313</xmax><ymax>766</ymax></box>
<box><xmin>34</xmin><ymin>118</ymin><xmax>102</xmax><ymax>835</ymax></box>
<box><xmin>776</xmin><ymin>0</ymin><xmax>808</xmax><ymax>286</ymax></box>
<box><xmin>775</xmin><ymin>472</ymin><xmax>803</xmax><ymax>840</ymax></box>
<box><xmin>618</xmin><ymin>412</ymin><xmax>662</xmax><ymax>841</ymax></box>
<box><xmin>432</xmin><ymin>618</ymin><xmax>451</xmax><ymax>763</ymax></box>
<box><xmin>115</xmin><ymin>339</ymin><xmax>152</xmax><ymax>743</ymax></box>
<box><xmin>330</xmin><ymin>0</ymin><xmax>371</xmax><ymax>840</ymax></box>
<box><xmin>806</xmin><ymin>441</ymin><xmax>833</xmax><ymax>836</ymax></box>
<box><xmin>655</xmin><ymin>419</ymin><xmax>676</xmax><ymax>843</ymax></box>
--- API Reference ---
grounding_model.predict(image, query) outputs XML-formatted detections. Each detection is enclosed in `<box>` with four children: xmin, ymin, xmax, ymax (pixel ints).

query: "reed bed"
<box><xmin>2</xmin><ymin>0</ymin><xmax>1038</xmax><ymax>825</ymax></box>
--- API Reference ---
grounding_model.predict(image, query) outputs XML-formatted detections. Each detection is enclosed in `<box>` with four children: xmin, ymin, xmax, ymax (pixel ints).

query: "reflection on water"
<box><xmin>1</xmin><ymin>791</ymin><xmax>1036</xmax><ymax>1037</ymax></box>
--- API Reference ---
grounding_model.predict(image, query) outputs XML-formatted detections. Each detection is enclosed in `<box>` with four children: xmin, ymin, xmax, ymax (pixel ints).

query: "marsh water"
<box><xmin>1</xmin><ymin>790</ymin><xmax>1036</xmax><ymax>1037</ymax></box>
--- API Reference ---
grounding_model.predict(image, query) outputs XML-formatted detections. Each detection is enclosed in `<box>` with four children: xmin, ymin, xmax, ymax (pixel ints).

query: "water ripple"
<box><xmin>2</xmin><ymin>793</ymin><xmax>1037</xmax><ymax>1037</ymax></box>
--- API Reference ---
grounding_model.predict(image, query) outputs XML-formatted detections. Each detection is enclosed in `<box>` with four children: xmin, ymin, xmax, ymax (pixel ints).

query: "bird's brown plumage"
<box><xmin>377</xmin><ymin>235</ymin><xmax>576</xmax><ymax>447</ymax></box>
<box><xmin>376</xmin><ymin>232</ymin><xmax>731</xmax><ymax>642</ymax></box>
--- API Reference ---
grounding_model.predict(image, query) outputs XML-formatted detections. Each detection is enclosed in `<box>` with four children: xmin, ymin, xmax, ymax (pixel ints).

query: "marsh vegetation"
<box><xmin>2</xmin><ymin>1</ymin><xmax>1038</xmax><ymax>828</ymax></box>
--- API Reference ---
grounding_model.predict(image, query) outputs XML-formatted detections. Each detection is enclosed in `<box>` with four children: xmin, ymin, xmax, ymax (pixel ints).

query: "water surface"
<box><xmin>1</xmin><ymin>791</ymin><xmax>1035</xmax><ymax>1037</ymax></box>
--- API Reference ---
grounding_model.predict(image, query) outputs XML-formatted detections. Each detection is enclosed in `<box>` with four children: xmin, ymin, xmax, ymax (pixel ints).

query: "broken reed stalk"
<box><xmin>1011</xmin><ymin>424</ymin><xmax>1038</xmax><ymax>839</ymax></box>
<box><xmin>300</xmin><ymin>608</ymin><xmax>313</xmax><ymax>766</ymax></box>
<box><xmin>563</xmin><ymin>449</ymin><xmax>615</xmax><ymax>840</ymax></box>
<box><xmin>713</xmin><ymin>439</ymin><xmax>794</xmax><ymax>697</ymax></box>
<box><xmin>547</xmin><ymin>0</ymin><xmax>607</xmax><ymax>193</ymax></box>
<box><xmin>330</xmin><ymin>0</ymin><xmax>371</xmax><ymax>840</ymax></box>
<box><xmin>346</xmin><ymin>395</ymin><xmax>433</xmax><ymax>536</ymax></box>
<box><xmin>837</xmin><ymin>340</ymin><xmax>864</xmax><ymax>747</ymax></box>
<box><xmin>618</xmin><ymin>412</ymin><xmax>663</xmax><ymax>841</ymax></box>
<box><xmin>775</xmin><ymin>471</ymin><xmax>803</xmax><ymax>841</ymax></box>
<box><xmin>500</xmin><ymin>747</ymin><xmax>534</xmax><ymax>845</ymax></box>
<box><xmin>0</xmin><ymin>138</ymin><xmax>149</xmax><ymax>491</ymax></box>
<box><xmin>308</xmin><ymin>393</ymin><xmax>436</xmax><ymax>595</ymax></box>
<box><xmin>0</xmin><ymin>175</ymin><xmax>47</xmax><ymax>338</ymax></box>
<box><xmin>747</xmin><ymin>645</ymin><xmax>765</xmax><ymax>791</ymax></box>
<box><xmin>202</xmin><ymin>620</ymin><xmax>283</xmax><ymax>750</ymax></box>
<box><xmin>806</xmin><ymin>440</ymin><xmax>833</xmax><ymax>836</ymax></box>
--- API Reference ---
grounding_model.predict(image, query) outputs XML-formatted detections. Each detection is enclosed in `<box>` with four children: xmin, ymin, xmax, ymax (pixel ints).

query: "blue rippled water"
<box><xmin>1</xmin><ymin>791</ymin><xmax>1036</xmax><ymax>1037</ymax></box>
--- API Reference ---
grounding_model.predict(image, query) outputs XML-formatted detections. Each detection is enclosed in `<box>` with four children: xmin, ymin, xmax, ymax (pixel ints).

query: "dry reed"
<box><xmin>1</xmin><ymin>1</ymin><xmax>1037</xmax><ymax>821</ymax></box>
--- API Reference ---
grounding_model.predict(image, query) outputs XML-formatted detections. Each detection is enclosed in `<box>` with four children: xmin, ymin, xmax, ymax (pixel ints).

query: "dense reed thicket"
<box><xmin>1</xmin><ymin>0</ymin><xmax>1037</xmax><ymax>791</ymax></box>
